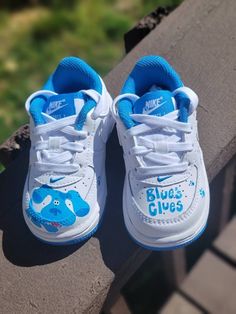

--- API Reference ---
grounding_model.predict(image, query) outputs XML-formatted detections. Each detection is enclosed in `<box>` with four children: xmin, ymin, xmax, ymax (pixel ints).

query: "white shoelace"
<box><xmin>113</xmin><ymin>93</ymin><xmax>194</xmax><ymax>178</ymax></box>
<box><xmin>32</xmin><ymin>89</ymin><xmax>105</xmax><ymax>174</ymax></box>
<box><xmin>34</xmin><ymin>115</ymin><xmax>87</xmax><ymax>173</ymax></box>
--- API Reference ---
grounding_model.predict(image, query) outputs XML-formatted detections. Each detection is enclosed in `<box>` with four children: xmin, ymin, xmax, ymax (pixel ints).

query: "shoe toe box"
<box><xmin>23</xmin><ymin>184</ymin><xmax>93</xmax><ymax>242</ymax></box>
<box><xmin>125</xmin><ymin>168</ymin><xmax>209</xmax><ymax>239</ymax></box>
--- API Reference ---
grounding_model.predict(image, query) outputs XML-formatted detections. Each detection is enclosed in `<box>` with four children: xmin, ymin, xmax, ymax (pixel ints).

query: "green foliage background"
<box><xmin>0</xmin><ymin>0</ymin><xmax>182</xmax><ymax>172</ymax></box>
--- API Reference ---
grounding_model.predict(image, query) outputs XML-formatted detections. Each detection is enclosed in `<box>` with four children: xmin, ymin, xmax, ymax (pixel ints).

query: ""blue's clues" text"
<box><xmin>146</xmin><ymin>187</ymin><xmax>184</xmax><ymax>216</ymax></box>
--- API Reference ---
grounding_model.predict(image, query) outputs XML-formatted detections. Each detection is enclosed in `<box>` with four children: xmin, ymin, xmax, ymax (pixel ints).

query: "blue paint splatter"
<box><xmin>199</xmin><ymin>188</ymin><xmax>205</xmax><ymax>198</ymax></box>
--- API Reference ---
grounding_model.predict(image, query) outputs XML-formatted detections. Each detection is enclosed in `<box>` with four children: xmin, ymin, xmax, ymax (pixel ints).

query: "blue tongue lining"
<box><xmin>133</xmin><ymin>90</ymin><xmax>175</xmax><ymax>117</ymax></box>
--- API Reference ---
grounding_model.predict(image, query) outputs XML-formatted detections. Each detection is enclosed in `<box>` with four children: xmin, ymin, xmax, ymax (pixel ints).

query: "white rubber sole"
<box><xmin>123</xmin><ymin>179</ymin><xmax>210</xmax><ymax>250</ymax></box>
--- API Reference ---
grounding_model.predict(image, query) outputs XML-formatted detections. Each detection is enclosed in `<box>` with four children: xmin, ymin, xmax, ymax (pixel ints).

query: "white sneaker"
<box><xmin>22</xmin><ymin>57</ymin><xmax>114</xmax><ymax>245</ymax></box>
<box><xmin>112</xmin><ymin>56</ymin><xmax>210</xmax><ymax>250</ymax></box>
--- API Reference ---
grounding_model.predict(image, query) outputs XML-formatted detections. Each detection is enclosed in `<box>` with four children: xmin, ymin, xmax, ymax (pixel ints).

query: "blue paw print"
<box><xmin>199</xmin><ymin>188</ymin><xmax>205</xmax><ymax>198</ymax></box>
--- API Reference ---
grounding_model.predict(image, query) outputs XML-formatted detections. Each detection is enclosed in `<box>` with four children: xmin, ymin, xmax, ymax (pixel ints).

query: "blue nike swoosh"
<box><xmin>50</xmin><ymin>176</ymin><xmax>65</xmax><ymax>183</ymax></box>
<box><xmin>157</xmin><ymin>175</ymin><xmax>172</xmax><ymax>182</ymax></box>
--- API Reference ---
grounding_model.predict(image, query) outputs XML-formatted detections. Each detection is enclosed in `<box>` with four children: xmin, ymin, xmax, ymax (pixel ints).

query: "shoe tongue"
<box><xmin>43</xmin><ymin>92</ymin><xmax>85</xmax><ymax>119</ymax></box>
<box><xmin>133</xmin><ymin>90</ymin><xmax>176</xmax><ymax>116</ymax></box>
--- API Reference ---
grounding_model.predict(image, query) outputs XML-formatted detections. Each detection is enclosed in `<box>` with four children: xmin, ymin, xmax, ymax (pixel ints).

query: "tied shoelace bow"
<box><xmin>113</xmin><ymin>90</ymin><xmax>197</xmax><ymax>179</ymax></box>
<box><xmin>31</xmin><ymin>89</ymin><xmax>105</xmax><ymax>173</ymax></box>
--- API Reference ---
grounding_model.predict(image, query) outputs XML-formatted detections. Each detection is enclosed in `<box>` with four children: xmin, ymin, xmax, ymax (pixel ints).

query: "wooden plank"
<box><xmin>0</xmin><ymin>0</ymin><xmax>236</xmax><ymax>313</ymax></box>
<box><xmin>213</xmin><ymin>216</ymin><xmax>236</xmax><ymax>264</ymax></box>
<box><xmin>217</xmin><ymin>159</ymin><xmax>236</xmax><ymax>230</ymax></box>
<box><xmin>108</xmin><ymin>294</ymin><xmax>131</xmax><ymax>314</ymax></box>
<box><xmin>161</xmin><ymin>249</ymin><xmax>187</xmax><ymax>289</ymax></box>
<box><xmin>181</xmin><ymin>251</ymin><xmax>236</xmax><ymax>314</ymax></box>
<box><xmin>160</xmin><ymin>292</ymin><xmax>203</xmax><ymax>314</ymax></box>
<box><xmin>208</xmin><ymin>158</ymin><xmax>236</xmax><ymax>239</ymax></box>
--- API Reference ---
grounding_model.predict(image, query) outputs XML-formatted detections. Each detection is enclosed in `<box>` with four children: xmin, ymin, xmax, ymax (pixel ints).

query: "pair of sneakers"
<box><xmin>22</xmin><ymin>55</ymin><xmax>210</xmax><ymax>249</ymax></box>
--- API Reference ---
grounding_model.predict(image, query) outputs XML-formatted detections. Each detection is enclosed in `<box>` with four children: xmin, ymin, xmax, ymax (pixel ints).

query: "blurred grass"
<box><xmin>0</xmin><ymin>0</ymin><xmax>182</xmax><ymax>166</ymax></box>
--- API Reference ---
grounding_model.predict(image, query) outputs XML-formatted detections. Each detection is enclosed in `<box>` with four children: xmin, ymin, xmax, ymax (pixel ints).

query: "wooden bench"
<box><xmin>161</xmin><ymin>216</ymin><xmax>236</xmax><ymax>314</ymax></box>
<box><xmin>0</xmin><ymin>0</ymin><xmax>236</xmax><ymax>312</ymax></box>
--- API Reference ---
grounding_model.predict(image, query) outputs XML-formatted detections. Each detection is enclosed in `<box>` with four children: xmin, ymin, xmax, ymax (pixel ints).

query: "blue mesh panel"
<box><xmin>46</xmin><ymin>56</ymin><xmax>102</xmax><ymax>94</ymax></box>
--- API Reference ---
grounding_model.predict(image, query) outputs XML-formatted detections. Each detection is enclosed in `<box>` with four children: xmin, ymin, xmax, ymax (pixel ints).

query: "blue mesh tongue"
<box><xmin>133</xmin><ymin>90</ymin><xmax>176</xmax><ymax>116</ymax></box>
<box><xmin>43</xmin><ymin>92</ymin><xmax>83</xmax><ymax>119</ymax></box>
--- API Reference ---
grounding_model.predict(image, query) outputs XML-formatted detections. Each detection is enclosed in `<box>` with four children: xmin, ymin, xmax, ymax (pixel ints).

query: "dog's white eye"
<box><xmin>53</xmin><ymin>200</ymin><xmax>60</xmax><ymax>206</ymax></box>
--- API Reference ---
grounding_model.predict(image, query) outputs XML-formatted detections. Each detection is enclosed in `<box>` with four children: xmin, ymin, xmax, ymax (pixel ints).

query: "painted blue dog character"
<box><xmin>26</xmin><ymin>185</ymin><xmax>90</xmax><ymax>232</ymax></box>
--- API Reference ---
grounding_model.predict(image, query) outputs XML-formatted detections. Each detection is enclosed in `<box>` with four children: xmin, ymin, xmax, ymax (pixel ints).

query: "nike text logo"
<box><xmin>46</xmin><ymin>99</ymin><xmax>68</xmax><ymax>115</ymax></box>
<box><xmin>143</xmin><ymin>99</ymin><xmax>167</xmax><ymax>115</ymax></box>
<box><xmin>157</xmin><ymin>175</ymin><xmax>172</xmax><ymax>182</ymax></box>
<box><xmin>50</xmin><ymin>176</ymin><xmax>65</xmax><ymax>183</ymax></box>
